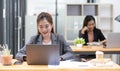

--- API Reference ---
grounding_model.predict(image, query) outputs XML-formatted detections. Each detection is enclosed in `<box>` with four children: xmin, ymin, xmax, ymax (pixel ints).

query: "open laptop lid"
<box><xmin>26</xmin><ymin>44</ymin><xmax>60</xmax><ymax>65</ymax></box>
<box><xmin>106</xmin><ymin>33</ymin><xmax>120</xmax><ymax>48</ymax></box>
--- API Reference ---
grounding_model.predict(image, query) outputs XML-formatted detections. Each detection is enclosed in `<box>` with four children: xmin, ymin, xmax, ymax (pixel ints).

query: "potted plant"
<box><xmin>73</xmin><ymin>38</ymin><xmax>85</xmax><ymax>47</ymax></box>
<box><xmin>1</xmin><ymin>44</ymin><xmax>13</xmax><ymax>66</ymax></box>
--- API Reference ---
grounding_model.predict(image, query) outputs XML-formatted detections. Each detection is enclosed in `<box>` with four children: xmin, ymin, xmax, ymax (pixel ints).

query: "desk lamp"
<box><xmin>115</xmin><ymin>15</ymin><xmax>120</xmax><ymax>22</ymax></box>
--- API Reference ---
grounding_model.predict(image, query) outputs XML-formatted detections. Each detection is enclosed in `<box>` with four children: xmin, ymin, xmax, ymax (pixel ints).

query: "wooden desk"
<box><xmin>71</xmin><ymin>46</ymin><xmax>120</xmax><ymax>54</ymax></box>
<box><xmin>0</xmin><ymin>60</ymin><xmax>120</xmax><ymax>71</ymax></box>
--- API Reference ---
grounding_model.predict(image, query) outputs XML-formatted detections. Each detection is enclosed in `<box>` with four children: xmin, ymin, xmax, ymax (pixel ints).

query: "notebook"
<box><xmin>26</xmin><ymin>44</ymin><xmax>60</xmax><ymax>65</ymax></box>
<box><xmin>106</xmin><ymin>33</ymin><xmax>120</xmax><ymax>48</ymax></box>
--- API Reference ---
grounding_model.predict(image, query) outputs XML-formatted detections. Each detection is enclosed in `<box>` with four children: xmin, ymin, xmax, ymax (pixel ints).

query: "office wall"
<box><xmin>26</xmin><ymin>0</ymin><xmax>55</xmax><ymax>16</ymax></box>
<box><xmin>100</xmin><ymin>0</ymin><xmax>120</xmax><ymax>32</ymax></box>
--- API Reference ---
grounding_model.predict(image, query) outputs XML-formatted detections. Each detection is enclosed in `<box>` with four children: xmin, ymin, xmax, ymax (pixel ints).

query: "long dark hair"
<box><xmin>37</xmin><ymin>12</ymin><xmax>54</xmax><ymax>34</ymax></box>
<box><xmin>82</xmin><ymin>15</ymin><xmax>96</xmax><ymax>29</ymax></box>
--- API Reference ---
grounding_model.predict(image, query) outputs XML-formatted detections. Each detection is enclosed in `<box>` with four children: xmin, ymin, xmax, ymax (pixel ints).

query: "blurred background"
<box><xmin>0</xmin><ymin>0</ymin><xmax>120</xmax><ymax>64</ymax></box>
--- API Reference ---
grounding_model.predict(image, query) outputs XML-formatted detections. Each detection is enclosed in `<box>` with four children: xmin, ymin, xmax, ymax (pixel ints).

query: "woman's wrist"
<box><xmin>81</xmin><ymin>29</ymin><xmax>85</xmax><ymax>34</ymax></box>
<box><xmin>101</xmin><ymin>40</ymin><xmax>107</xmax><ymax>44</ymax></box>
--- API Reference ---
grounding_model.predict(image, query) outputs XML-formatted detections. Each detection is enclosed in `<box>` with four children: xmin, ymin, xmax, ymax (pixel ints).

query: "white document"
<box><xmin>48</xmin><ymin>60</ymin><xmax>92</xmax><ymax>68</ymax></box>
<box><xmin>48</xmin><ymin>60</ymin><xmax>114</xmax><ymax>68</ymax></box>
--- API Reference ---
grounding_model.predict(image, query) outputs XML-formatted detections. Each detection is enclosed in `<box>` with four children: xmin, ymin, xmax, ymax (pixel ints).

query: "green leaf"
<box><xmin>2</xmin><ymin>44</ymin><xmax>11</xmax><ymax>55</ymax></box>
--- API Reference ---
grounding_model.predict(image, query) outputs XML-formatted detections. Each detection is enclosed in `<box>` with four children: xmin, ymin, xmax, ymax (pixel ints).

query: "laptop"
<box><xmin>26</xmin><ymin>44</ymin><xmax>60</xmax><ymax>65</ymax></box>
<box><xmin>106</xmin><ymin>33</ymin><xmax>120</xmax><ymax>48</ymax></box>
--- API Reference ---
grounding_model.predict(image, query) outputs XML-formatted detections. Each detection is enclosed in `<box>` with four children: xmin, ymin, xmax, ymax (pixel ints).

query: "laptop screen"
<box><xmin>106</xmin><ymin>33</ymin><xmax>120</xmax><ymax>48</ymax></box>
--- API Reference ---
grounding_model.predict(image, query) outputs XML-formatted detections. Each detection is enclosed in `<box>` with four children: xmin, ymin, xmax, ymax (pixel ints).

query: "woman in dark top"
<box><xmin>79</xmin><ymin>15</ymin><xmax>106</xmax><ymax>45</ymax></box>
<box><xmin>79</xmin><ymin>15</ymin><xmax>106</xmax><ymax>60</ymax></box>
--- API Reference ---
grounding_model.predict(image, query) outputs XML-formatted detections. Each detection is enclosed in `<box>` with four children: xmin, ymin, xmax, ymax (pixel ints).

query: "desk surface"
<box><xmin>0</xmin><ymin>60</ymin><xmax>120</xmax><ymax>71</ymax></box>
<box><xmin>70</xmin><ymin>46</ymin><xmax>120</xmax><ymax>54</ymax></box>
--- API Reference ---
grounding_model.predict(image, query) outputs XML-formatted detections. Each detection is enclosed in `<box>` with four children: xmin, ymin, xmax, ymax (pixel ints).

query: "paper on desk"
<box><xmin>48</xmin><ymin>60</ymin><xmax>115</xmax><ymax>68</ymax></box>
<box><xmin>48</xmin><ymin>60</ymin><xmax>92</xmax><ymax>68</ymax></box>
